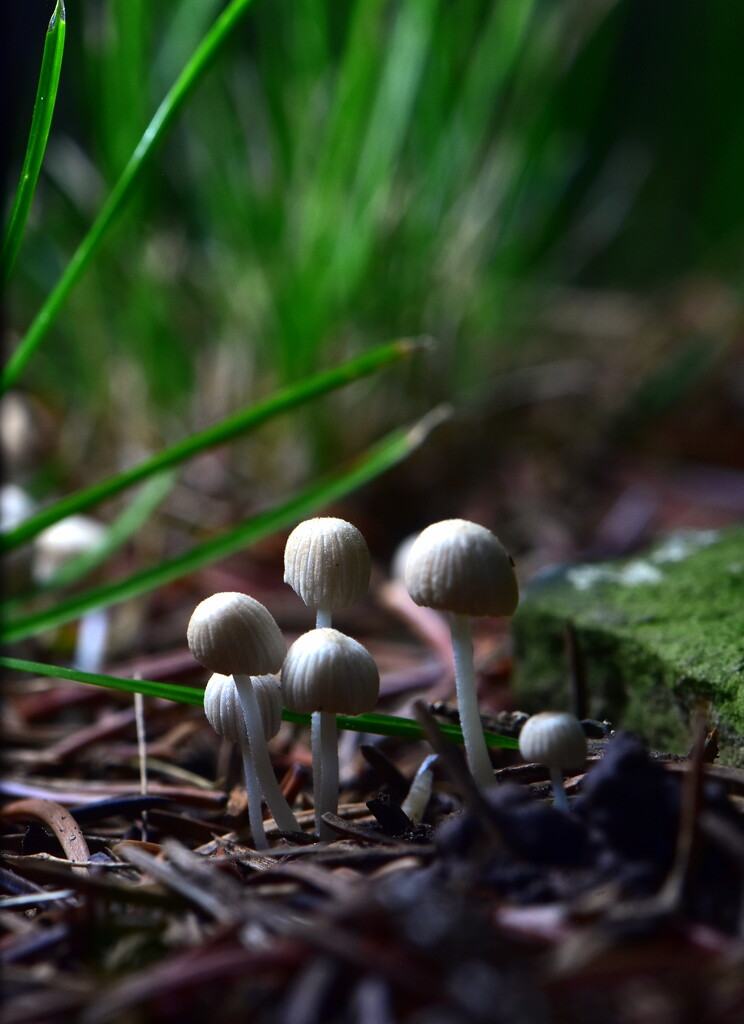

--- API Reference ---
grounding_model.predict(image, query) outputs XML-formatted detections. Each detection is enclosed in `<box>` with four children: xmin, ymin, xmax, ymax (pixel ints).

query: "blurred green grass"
<box><xmin>8</xmin><ymin>1</ymin><xmax>743</xmax><ymax>431</ymax></box>
<box><xmin>4</xmin><ymin>2</ymin><xmax>608</xmax><ymax>425</ymax></box>
<box><xmin>3</xmin><ymin>0</ymin><xmax>743</xmax><ymax>660</ymax></box>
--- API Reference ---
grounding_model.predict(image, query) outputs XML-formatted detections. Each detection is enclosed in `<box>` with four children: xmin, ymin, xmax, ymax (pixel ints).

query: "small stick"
<box><xmin>565</xmin><ymin>621</ymin><xmax>588</xmax><ymax>721</ymax></box>
<box><xmin>658</xmin><ymin>713</ymin><xmax>708</xmax><ymax>913</ymax></box>
<box><xmin>133</xmin><ymin>685</ymin><xmax>149</xmax><ymax>842</ymax></box>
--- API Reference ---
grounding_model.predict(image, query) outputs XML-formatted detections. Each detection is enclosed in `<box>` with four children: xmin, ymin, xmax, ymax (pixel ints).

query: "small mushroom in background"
<box><xmin>1</xmin><ymin>483</ymin><xmax>35</xmax><ymax>528</ymax></box>
<box><xmin>187</xmin><ymin>592</ymin><xmax>300</xmax><ymax>835</ymax></box>
<box><xmin>518</xmin><ymin>711</ymin><xmax>587</xmax><ymax>812</ymax></box>
<box><xmin>33</xmin><ymin>514</ymin><xmax>110</xmax><ymax>672</ymax></box>
<box><xmin>283</xmin><ymin>516</ymin><xmax>371</xmax><ymax>816</ymax></box>
<box><xmin>401</xmin><ymin>753</ymin><xmax>438</xmax><ymax>824</ymax></box>
<box><xmin>1</xmin><ymin>483</ymin><xmax>36</xmax><ymax>594</ymax></box>
<box><xmin>281</xmin><ymin>627</ymin><xmax>380</xmax><ymax>840</ymax></box>
<box><xmin>204</xmin><ymin>671</ymin><xmax>284</xmax><ymax>850</ymax></box>
<box><xmin>0</xmin><ymin>391</ymin><xmax>54</xmax><ymax>476</ymax></box>
<box><xmin>404</xmin><ymin>518</ymin><xmax>519</xmax><ymax>789</ymax></box>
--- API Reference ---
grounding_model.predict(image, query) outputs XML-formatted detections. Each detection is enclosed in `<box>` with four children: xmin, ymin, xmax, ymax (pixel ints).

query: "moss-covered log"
<box><xmin>513</xmin><ymin>527</ymin><xmax>744</xmax><ymax>765</ymax></box>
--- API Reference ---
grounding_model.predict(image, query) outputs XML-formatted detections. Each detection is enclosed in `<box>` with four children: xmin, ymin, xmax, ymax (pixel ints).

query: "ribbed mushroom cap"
<box><xmin>284</xmin><ymin>517</ymin><xmax>371</xmax><ymax>611</ymax></box>
<box><xmin>281</xmin><ymin>627</ymin><xmax>379</xmax><ymax>715</ymax></box>
<box><xmin>204</xmin><ymin>672</ymin><xmax>283</xmax><ymax>744</ymax></box>
<box><xmin>187</xmin><ymin>592</ymin><xmax>286</xmax><ymax>676</ymax></box>
<box><xmin>518</xmin><ymin>712</ymin><xmax>587</xmax><ymax>770</ymax></box>
<box><xmin>404</xmin><ymin>519</ymin><xmax>518</xmax><ymax>617</ymax></box>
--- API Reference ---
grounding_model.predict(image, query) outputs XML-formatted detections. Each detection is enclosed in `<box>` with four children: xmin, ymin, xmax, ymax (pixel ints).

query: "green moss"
<box><xmin>513</xmin><ymin>526</ymin><xmax>744</xmax><ymax>765</ymax></box>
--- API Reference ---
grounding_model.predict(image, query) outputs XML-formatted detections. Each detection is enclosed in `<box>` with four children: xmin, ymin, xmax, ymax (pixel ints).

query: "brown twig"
<box><xmin>1</xmin><ymin>798</ymin><xmax>90</xmax><ymax>875</ymax></box>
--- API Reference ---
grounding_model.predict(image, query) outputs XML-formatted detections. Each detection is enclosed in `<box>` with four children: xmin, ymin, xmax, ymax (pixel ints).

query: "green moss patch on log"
<box><xmin>512</xmin><ymin>526</ymin><xmax>744</xmax><ymax>765</ymax></box>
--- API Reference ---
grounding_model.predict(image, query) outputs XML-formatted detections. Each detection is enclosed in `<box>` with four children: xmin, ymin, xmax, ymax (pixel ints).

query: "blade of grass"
<box><xmin>1</xmin><ymin>339</ymin><xmax>422</xmax><ymax>553</ymax></box>
<box><xmin>0</xmin><ymin>655</ymin><xmax>517</xmax><ymax>750</ymax></box>
<box><xmin>287</xmin><ymin>0</ymin><xmax>438</xmax><ymax>380</ymax></box>
<box><xmin>1</xmin><ymin>1</ymin><xmax>66</xmax><ymax>286</ymax></box>
<box><xmin>2</xmin><ymin>0</ymin><xmax>256</xmax><ymax>393</ymax></box>
<box><xmin>0</xmin><ymin>405</ymin><xmax>450</xmax><ymax>644</ymax></box>
<box><xmin>0</xmin><ymin>657</ymin><xmax>206</xmax><ymax>707</ymax></box>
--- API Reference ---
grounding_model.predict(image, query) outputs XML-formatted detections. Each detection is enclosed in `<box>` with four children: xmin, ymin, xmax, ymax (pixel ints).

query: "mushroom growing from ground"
<box><xmin>34</xmin><ymin>514</ymin><xmax>110</xmax><ymax>672</ymax></box>
<box><xmin>404</xmin><ymin>518</ymin><xmax>519</xmax><ymax>789</ymax></box>
<box><xmin>281</xmin><ymin>627</ymin><xmax>379</xmax><ymax>839</ymax></box>
<box><xmin>518</xmin><ymin>711</ymin><xmax>587</xmax><ymax>812</ymax></box>
<box><xmin>284</xmin><ymin>516</ymin><xmax>371</xmax><ymax>816</ymax></box>
<box><xmin>187</xmin><ymin>592</ymin><xmax>300</xmax><ymax>835</ymax></box>
<box><xmin>204</xmin><ymin>671</ymin><xmax>283</xmax><ymax>850</ymax></box>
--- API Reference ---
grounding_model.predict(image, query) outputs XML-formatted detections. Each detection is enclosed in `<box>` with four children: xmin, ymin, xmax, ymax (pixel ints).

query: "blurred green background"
<box><xmin>4</xmin><ymin>0</ymin><xmax>744</xmax><ymax>559</ymax></box>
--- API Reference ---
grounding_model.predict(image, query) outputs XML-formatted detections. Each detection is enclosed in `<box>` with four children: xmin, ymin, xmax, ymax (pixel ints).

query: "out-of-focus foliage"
<box><xmin>4</xmin><ymin>0</ymin><xmax>743</xmax><ymax>529</ymax></box>
<box><xmin>7</xmin><ymin>1</ymin><xmax>743</xmax><ymax>445</ymax></box>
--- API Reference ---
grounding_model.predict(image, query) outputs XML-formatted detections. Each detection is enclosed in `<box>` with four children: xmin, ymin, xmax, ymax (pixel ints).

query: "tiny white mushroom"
<box><xmin>281</xmin><ymin>627</ymin><xmax>379</xmax><ymax>839</ymax></box>
<box><xmin>204</xmin><ymin>672</ymin><xmax>283</xmax><ymax>850</ymax></box>
<box><xmin>34</xmin><ymin>514</ymin><xmax>109</xmax><ymax>672</ymax></box>
<box><xmin>187</xmin><ymin>592</ymin><xmax>300</xmax><ymax>835</ymax></box>
<box><xmin>518</xmin><ymin>711</ymin><xmax>587</xmax><ymax>812</ymax></box>
<box><xmin>401</xmin><ymin>754</ymin><xmax>438</xmax><ymax>824</ymax></box>
<box><xmin>404</xmin><ymin>519</ymin><xmax>518</xmax><ymax>789</ymax></box>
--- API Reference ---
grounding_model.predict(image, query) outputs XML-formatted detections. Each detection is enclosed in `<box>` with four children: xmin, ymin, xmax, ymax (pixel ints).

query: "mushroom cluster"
<box><xmin>187</xmin><ymin>517</ymin><xmax>380</xmax><ymax>848</ymax></box>
<box><xmin>187</xmin><ymin>515</ymin><xmax>538</xmax><ymax>848</ymax></box>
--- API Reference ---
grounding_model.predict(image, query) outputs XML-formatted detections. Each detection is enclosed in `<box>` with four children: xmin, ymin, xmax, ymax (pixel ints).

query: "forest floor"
<box><xmin>3</xmin><ymin>284</ymin><xmax>744</xmax><ymax>1023</ymax></box>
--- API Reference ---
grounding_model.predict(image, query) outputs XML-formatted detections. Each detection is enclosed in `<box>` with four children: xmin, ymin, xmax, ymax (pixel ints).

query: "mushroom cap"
<box><xmin>404</xmin><ymin>519</ymin><xmax>518</xmax><ymax>617</ymax></box>
<box><xmin>187</xmin><ymin>592</ymin><xmax>286</xmax><ymax>676</ymax></box>
<box><xmin>34</xmin><ymin>514</ymin><xmax>108</xmax><ymax>583</ymax></box>
<box><xmin>518</xmin><ymin>711</ymin><xmax>587</xmax><ymax>770</ymax></box>
<box><xmin>281</xmin><ymin>627</ymin><xmax>379</xmax><ymax>715</ymax></box>
<box><xmin>204</xmin><ymin>672</ymin><xmax>283</xmax><ymax>743</ymax></box>
<box><xmin>284</xmin><ymin>517</ymin><xmax>371</xmax><ymax>611</ymax></box>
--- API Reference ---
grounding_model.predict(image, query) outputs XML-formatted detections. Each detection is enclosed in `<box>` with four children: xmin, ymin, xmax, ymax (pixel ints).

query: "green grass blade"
<box><xmin>0</xmin><ymin>339</ymin><xmax>421</xmax><ymax>553</ymax></box>
<box><xmin>0</xmin><ymin>655</ymin><xmax>518</xmax><ymax>750</ymax></box>
<box><xmin>0</xmin><ymin>405</ymin><xmax>450</xmax><ymax>644</ymax></box>
<box><xmin>1</xmin><ymin>1</ymin><xmax>66</xmax><ymax>286</ymax></box>
<box><xmin>0</xmin><ymin>656</ymin><xmax>207</xmax><ymax>707</ymax></box>
<box><xmin>1</xmin><ymin>0</ymin><xmax>256</xmax><ymax>394</ymax></box>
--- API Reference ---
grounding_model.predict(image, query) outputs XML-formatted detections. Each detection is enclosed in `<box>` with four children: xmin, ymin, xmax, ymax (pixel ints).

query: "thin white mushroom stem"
<box><xmin>449</xmin><ymin>612</ymin><xmax>494</xmax><ymax>789</ymax></box>
<box><xmin>74</xmin><ymin>608</ymin><xmax>109</xmax><ymax>673</ymax></box>
<box><xmin>549</xmin><ymin>766</ymin><xmax>570</xmax><ymax>812</ymax></box>
<box><xmin>311</xmin><ymin>710</ymin><xmax>323</xmax><ymax>834</ymax></box>
<box><xmin>315</xmin><ymin>708</ymin><xmax>339</xmax><ymax>841</ymax></box>
<box><xmin>133</xmin><ymin>687</ymin><xmax>149</xmax><ymax>842</ymax></box>
<box><xmin>240</xmin><ymin>738</ymin><xmax>269</xmax><ymax>851</ymax></box>
<box><xmin>232</xmin><ymin>675</ymin><xmax>300</xmax><ymax>834</ymax></box>
<box><xmin>311</xmin><ymin>609</ymin><xmax>332</xmax><ymax>813</ymax></box>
